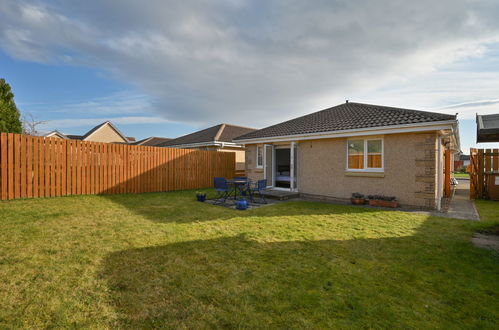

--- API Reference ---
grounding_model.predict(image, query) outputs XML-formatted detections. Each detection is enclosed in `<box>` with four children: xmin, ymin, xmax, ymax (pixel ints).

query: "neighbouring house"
<box><xmin>234</xmin><ymin>101</ymin><xmax>460</xmax><ymax>210</ymax></box>
<box><xmin>134</xmin><ymin>137</ymin><xmax>172</xmax><ymax>146</ymax></box>
<box><xmin>158</xmin><ymin>124</ymin><xmax>256</xmax><ymax>171</ymax></box>
<box><xmin>454</xmin><ymin>154</ymin><xmax>470</xmax><ymax>171</ymax></box>
<box><xmin>476</xmin><ymin>113</ymin><xmax>499</xmax><ymax>142</ymax></box>
<box><xmin>45</xmin><ymin>121</ymin><xmax>135</xmax><ymax>144</ymax></box>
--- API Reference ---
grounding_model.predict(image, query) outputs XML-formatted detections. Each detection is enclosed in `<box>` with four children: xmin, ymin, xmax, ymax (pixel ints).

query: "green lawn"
<box><xmin>453</xmin><ymin>172</ymin><xmax>470</xmax><ymax>179</ymax></box>
<box><xmin>0</xmin><ymin>191</ymin><xmax>497</xmax><ymax>328</ymax></box>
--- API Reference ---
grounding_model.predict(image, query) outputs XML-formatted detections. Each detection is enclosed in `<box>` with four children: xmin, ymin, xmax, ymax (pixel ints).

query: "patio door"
<box><xmin>264</xmin><ymin>144</ymin><xmax>274</xmax><ymax>188</ymax></box>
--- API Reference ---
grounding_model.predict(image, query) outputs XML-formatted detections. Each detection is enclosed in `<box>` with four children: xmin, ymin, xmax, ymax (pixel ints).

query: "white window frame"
<box><xmin>256</xmin><ymin>145</ymin><xmax>263</xmax><ymax>168</ymax></box>
<box><xmin>346</xmin><ymin>138</ymin><xmax>384</xmax><ymax>172</ymax></box>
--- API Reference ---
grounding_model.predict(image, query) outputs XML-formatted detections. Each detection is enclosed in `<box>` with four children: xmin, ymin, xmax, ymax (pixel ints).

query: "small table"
<box><xmin>227</xmin><ymin>179</ymin><xmax>248</xmax><ymax>200</ymax></box>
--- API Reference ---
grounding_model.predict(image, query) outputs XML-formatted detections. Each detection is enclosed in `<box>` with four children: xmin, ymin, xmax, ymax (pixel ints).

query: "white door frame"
<box><xmin>290</xmin><ymin>141</ymin><xmax>296</xmax><ymax>191</ymax></box>
<box><xmin>263</xmin><ymin>144</ymin><xmax>274</xmax><ymax>188</ymax></box>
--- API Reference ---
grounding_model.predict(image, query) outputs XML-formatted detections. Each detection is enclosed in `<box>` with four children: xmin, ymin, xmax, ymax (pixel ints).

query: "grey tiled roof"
<box><xmin>158</xmin><ymin>124</ymin><xmax>256</xmax><ymax>147</ymax></box>
<box><xmin>134</xmin><ymin>137</ymin><xmax>172</xmax><ymax>146</ymax></box>
<box><xmin>234</xmin><ymin>102</ymin><xmax>456</xmax><ymax>141</ymax></box>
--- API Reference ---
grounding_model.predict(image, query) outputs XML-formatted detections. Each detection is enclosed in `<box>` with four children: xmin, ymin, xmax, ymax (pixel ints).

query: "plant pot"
<box><xmin>368</xmin><ymin>199</ymin><xmax>398</xmax><ymax>208</ymax></box>
<box><xmin>196</xmin><ymin>194</ymin><xmax>206</xmax><ymax>202</ymax></box>
<box><xmin>350</xmin><ymin>198</ymin><xmax>365</xmax><ymax>205</ymax></box>
<box><xmin>236</xmin><ymin>198</ymin><xmax>248</xmax><ymax>210</ymax></box>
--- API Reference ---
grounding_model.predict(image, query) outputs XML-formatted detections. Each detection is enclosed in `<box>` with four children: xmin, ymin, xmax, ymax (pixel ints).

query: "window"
<box><xmin>256</xmin><ymin>145</ymin><xmax>263</xmax><ymax>168</ymax></box>
<box><xmin>347</xmin><ymin>138</ymin><xmax>383</xmax><ymax>171</ymax></box>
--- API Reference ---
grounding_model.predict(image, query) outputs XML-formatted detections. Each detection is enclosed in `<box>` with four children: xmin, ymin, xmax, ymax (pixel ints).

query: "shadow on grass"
<box><xmin>99</xmin><ymin>219</ymin><xmax>499</xmax><ymax>329</ymax></box>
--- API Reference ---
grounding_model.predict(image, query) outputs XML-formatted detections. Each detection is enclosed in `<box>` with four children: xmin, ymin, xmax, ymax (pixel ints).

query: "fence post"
<box><xmin>478</xmin><ymin>149</ymin><xmax>484</xmax><ymax>199</ymax></box>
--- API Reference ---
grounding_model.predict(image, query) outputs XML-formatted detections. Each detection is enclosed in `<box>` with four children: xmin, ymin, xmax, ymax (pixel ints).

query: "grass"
<box><xmin>453</xmin><ymin>172</ymin><xmax>470</xmax><ymax>179</ymax></box>
<box><xmin>0</xmin><ymin>190</ymin><xmax>498</xmax><ymax>328</ymax></box>
<box><xmin>475</xmin><ymin>199</ymin><xmax>499</xmax><ymax>234</ymax></box>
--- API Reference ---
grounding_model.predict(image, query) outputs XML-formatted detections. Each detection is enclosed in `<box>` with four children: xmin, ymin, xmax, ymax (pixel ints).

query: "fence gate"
<box><xmin>469</xmin><ymin>148</ymin><xmax>499</xmax><ymax>199</ymax></box>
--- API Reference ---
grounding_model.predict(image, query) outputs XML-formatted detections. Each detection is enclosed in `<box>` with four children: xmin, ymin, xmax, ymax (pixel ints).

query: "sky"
<box><xmin>1</xmin><ymin>0</ymin><xmax>499</xmax><ymax>152</ymax></box>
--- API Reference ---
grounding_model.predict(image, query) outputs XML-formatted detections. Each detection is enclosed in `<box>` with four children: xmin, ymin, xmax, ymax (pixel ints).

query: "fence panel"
<box><xmin>469</xmin><ymin>148</ymin><xmax>499</xmax><ymax>199</ymax></box>
<box><xmin>0</xmin><ymin>133</ymin><xmax>235</xmax><ymax>201</ymax></box>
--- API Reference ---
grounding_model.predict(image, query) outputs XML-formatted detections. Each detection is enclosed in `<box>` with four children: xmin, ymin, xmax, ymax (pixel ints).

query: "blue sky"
<box><xmin>1</xmin><ymin>0</ymin><xmax>499</xmax><ymax>152</ymax></box>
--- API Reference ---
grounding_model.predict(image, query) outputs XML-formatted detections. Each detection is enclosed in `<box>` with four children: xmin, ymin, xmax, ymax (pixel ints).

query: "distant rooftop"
<box><xmin>158</xmin><ymin>124</ymin><xmax>256</xmax><ymax>147</ymax></box>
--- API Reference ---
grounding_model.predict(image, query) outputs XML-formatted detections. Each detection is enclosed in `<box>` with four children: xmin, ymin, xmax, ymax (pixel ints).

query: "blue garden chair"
<box><xmin>248</xmin><ymin>179</ymin><xmax>267</xmax><ymax>204</ymax></box>
<box><xmin>213</xmin><ymin>177</ymin><xmax>229</xmax><ymax>205</ymax></box>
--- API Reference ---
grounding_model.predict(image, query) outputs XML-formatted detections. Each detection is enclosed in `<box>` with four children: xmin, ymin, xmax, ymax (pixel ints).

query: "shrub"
<box><xmin>367</xmin><ymin>195</ymin><xmax>397</xmax><ymax>201</ymax></box>
<box><xmin>351</xmin><ymin>192</ymin><xmax>364</xmax><ymax>199</ymax></box>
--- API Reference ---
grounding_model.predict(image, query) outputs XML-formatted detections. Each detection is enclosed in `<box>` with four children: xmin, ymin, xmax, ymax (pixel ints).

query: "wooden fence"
<box><xmin>469</xmin><ymin>148</ymin><xmax>499</xmax><ymax>199</ymax></box>
<box><xmin>0</xmin><ymin>133</ymin><xmax>235</xmax><ymax>201</ymax></box>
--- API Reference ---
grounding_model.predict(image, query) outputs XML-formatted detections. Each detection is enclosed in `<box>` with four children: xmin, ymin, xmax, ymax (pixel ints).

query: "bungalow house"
<box><xmin>45</xmin><ymin>121</ymin><xmax>135</xmax><ymax>144</ymax></box>
<box><xmin>234</xmin><ymin>102</ymin><xmax>460</xmax><ymax>210</ymax></box>
<box><xmin>158</xmin><ymin>124</ymin><xmax>256</xmax><ymax>171</ymax></box>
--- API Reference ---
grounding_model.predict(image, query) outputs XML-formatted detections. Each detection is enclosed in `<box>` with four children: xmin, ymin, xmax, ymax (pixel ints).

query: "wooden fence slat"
<box><xmin>61</xmin><ymin>139</ymin><xmax>67</xmax><ymax>196</ymax></box>
<box><xmin>493</xmin><ymin>148</ymin><xmax>499</xmax><ymax>172</ymax></box>
<box><xmin>1</xmin><ymin>133</ymin><xmax>7</xmax><ymax>200</ymax></box>
<box><xmin>477</xmin><ymin>149</ymin><xmax>484</xmax><ymax>199</ymax></box>
<box><xmin>120</xmin><ymin>144</ymin><xmax>124</xmax><ymax>193</ymax></box>
<box><xmin>14</xmin><ymin>134</ymin><xmax>21</xmax><ymax>199</ymax></box>
<box><xmin>20</xmin><ymin>135</ymin><xmax>26</xmax><ymax>198</ymax></box>
<box><xmin>7</xmin><ymin>134</ymin><xmax>14</xmax><ymax>199</ymax></box>
<box><xmin>44</xmin><ymin>138</ymin><xmax>50</xmax><ymax>197</ymax></box>
<box><xmin>26</xmin><ymin>136</ymin><xmax>33</xmax><ymax>198</ymax></box>
<box><xmin>73</xmin><ymin>140</ymin><xmax>77</xmax><ymax>195</ymax></box>
<box><xmin>39</xmin><ymin>138</ymin><xmax>45</xmax><ymax>198</ymax></box>
<box><xmin>33</xmin><ymin>137</ymin><xmax>39</xmax><ymax>198</ymax></box>
<box><xmin>53</xmin><ymin>138</ymin><xmax>59</xmax><ymax>197</ymax></box>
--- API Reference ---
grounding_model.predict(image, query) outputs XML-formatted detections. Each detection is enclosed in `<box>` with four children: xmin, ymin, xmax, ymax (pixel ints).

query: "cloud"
<box><xmin>40</xmin><ymin>116</ymin><xmax>172</xmax><ymax>133</ymax></box>
<box><xmin>2</xmin><ymin>0</ymin><xmax>499</xmax><ymax>127</ymax></box>
<box><xmin>434</xmin><ymin>99</ymin><xmax>499</xmax><ymax>110</ymax></box>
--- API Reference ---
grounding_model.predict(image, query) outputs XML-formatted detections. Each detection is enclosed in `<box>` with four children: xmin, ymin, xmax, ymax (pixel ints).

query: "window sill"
<box><xmin>345</xmin><ymin>171</ymin><xmax>385</xmax><ymax>178</ymax></box>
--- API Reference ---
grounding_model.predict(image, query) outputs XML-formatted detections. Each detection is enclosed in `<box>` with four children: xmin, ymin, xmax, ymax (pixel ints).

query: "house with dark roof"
<box><xmin>234</xmin><ymin>101</ymin><xmax>460</xmax><ymax>210</ymax></box>
<box><xmin>134</xmin><ymin>136</ymin><xmax>172</xmax><ymax>146</ymax></box>
<box><xmin>158</xmin><ymin>124</ymin><xmax>256</xmax><ymax>170</ymax></box>
<box><xmin>454</xmin><ymin>154</ymin><xmax>470</xmax><ymax>171</ymax></box>
<box><xmin>45</xmin><ymin>121</ymin><xmax>135</xmax><ymax>144</ymax></box>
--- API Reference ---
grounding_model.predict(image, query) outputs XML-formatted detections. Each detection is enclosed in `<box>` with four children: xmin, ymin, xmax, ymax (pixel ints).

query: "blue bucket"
<box><xmin>236</xmin><ymin>198</ymin><xmax>248</xmax><ymax>210</ymax></box>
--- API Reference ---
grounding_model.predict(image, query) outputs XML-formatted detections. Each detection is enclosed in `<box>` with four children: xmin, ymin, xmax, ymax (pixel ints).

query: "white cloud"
<box><xmin>40</xmin><ymin>116</ymin><xmax>172</xmax><ymax>133</ymax></box>
<box><xmin>1</xmin><ymin>0</ymin><xmax>499</xmax><ymax>128</ymax></box>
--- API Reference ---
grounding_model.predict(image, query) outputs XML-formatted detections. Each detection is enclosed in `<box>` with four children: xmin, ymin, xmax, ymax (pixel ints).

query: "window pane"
<box><xmin>348</xmin><ymin>140</ymin><xmax>364</xmax><ymax>169</ymax></box>
<box><xmin>257</xmin><ymin>146</ymin><xmax>263</xmax><ymax>166</ymax></box>
<box><xmin>367</xmin><ymin>140</ymin><xmax>382</xmax><ymax>168</ymax></box>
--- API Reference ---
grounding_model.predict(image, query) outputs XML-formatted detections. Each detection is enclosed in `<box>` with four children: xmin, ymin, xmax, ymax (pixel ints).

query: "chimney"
<box><xmin>346</xmin><ymin>100</ymin><xmax>349</xmax><ymax>104</ymax></box>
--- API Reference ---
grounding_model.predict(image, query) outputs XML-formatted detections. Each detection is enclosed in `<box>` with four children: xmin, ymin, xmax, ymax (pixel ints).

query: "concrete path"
<box><xmin>444</xmin><ymin>179</ymin><xmax>480</xmax><ymax>221</ymax></box>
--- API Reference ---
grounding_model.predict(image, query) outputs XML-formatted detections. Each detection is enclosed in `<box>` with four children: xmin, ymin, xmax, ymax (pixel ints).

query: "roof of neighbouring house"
<box><xmin>234</xmin><ymin>102</ymin><xmax>457</xmax><ymax>141</ymax></box>
<box><xmin>158</xmin><ymin>124</ymin><xmax>256</xmax><ymax>147</ymax></box>
<box><xmin>45</xmin><ymin>121</ymin><xmax>135</xmax><ymax>143</ymax></box>
<box><xmin>459</xmin><ymin>154</ymin><xmax>470</xmax><ymax>161</ymax></box>
<box><xmin>45</xmin><ymin>130</ymin><xmax>68</xmax><ymax>139</ymax></box>
<box><xmin>477</xmin><ymin>113</ymin><xmax>499</xmax><ymax>143</ymax></box>
<box><xmin>134</xmin><ymin>137</ymin><xmax>172</xmax><ymax>146</ymax></box>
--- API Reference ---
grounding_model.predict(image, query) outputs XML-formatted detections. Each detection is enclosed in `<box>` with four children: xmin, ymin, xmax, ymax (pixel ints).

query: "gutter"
<box><xmin>163</xmin><ymin>141</ymin><xmax>245</xmax><ymax>149</ymax></box>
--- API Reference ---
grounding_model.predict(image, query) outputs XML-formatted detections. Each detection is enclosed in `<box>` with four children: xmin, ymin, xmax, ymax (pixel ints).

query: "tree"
<box><xmin>0</xmin><ymin>78</ymin><xmax>22</xmax><ymax>133</ymax></box>
<box><xmin>22</xmin><ymin>113</ymin><xmax>47</xmax><ymax>136</ymax></box>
